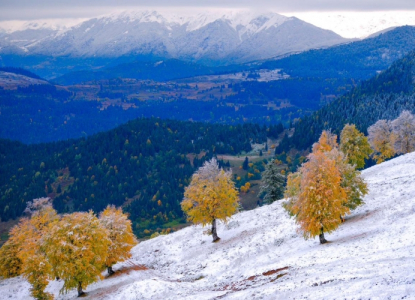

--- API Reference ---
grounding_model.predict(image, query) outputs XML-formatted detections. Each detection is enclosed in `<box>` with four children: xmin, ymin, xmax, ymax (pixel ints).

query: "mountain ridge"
<box><xmin>0</xmin><ymin>10</ymin><xmax>347</xmax><ymax>65</ymax></box>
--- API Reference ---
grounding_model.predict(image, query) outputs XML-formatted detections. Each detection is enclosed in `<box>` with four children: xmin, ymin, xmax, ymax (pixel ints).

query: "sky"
<box><xmin>1</xmin><ymin>0</ymin><xmax>415</xmax><ymax>21</ymax></box>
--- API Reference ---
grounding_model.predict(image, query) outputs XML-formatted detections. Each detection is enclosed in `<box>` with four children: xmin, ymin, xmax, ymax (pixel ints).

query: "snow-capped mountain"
<box><xmin>0</xmin><ymin>11</ymin><xmax>347</xmax><ymax>64</ymax></box>
<box><xmin>2</xmin><ymin>150</ymin><xmax>415</xmax><ymax>299</ymax></box>
<box><xmin>290</xmin><ymin>11</ymin><xmax>415</xmax><ymax>39</ymax></box>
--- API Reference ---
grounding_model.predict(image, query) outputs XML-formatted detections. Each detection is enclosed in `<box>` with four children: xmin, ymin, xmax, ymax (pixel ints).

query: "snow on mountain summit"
<box><xmin>0</xmin><ymin>10</ymin><xmax>346</xmax><ymax>63</ymax></box>
<box><xmin>290</xmin><ymin>11</ymin><xmax>415</xmax><ymax>39</ymax></box>
<box><xmin>2</xmin><ymin>151</ymin><xmax>415</xmax><ymax>299</ymax></box>
<box><xmin>98</xmin><ymin>10</ymin><xmax>289</xmax><ymax>35</ymax></box>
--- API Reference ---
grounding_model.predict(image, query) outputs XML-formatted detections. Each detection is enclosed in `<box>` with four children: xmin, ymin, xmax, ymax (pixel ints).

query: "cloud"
<box><xmin>1</xmin><ymin>0</ymin><xmax>415</xmax><ymax>21</ymax></box>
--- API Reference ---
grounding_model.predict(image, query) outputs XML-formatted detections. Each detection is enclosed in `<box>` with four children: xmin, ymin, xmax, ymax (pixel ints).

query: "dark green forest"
<box><xmin>0</xmin><ymin>118</ymin><xmax>268</xmax><ymax>237</ymax></box>
<box><xmin>278</xmin><ymin>49</ymin><xmax>415</xmax><ymax>153</ymax></box>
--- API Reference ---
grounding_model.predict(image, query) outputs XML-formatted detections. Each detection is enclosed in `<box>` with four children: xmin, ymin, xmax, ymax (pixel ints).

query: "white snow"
<box><xmin>285</xmin><ymin>11</ymin><xmax>415</xmax><ymax>39</ymax></box>
<box><xmin>1</xmin><ymin>152</ymin><xmax>415</xmax><ymax>299</ymax></box>
<box><xmin>0</xmin><ymin>19</ymin><xmax>86</xmax><ymax>34</ymax></box>
<box><xmin>0</xmin><ymin>10</ymin><xmax>345</xmax><ymax>61</ymax></box>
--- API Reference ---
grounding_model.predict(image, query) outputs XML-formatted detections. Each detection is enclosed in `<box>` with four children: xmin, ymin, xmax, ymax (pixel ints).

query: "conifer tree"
<box><xmin>258</xmin><ymin>160</ymin><xmax>286</xmax><ymax>204</ymax></box>
<box><xmin>181</xmin><ymin>158</ymin><xmax>239</xmax><ymax>242</ymax></box>
<box><xmin>99</xmin><ymin>205</ymin><xmax>138</xmax><ymax>275</ymax></box>
<box><xmin>368</xmin><ymin>119</ymin><xmax>396</xmax><ymax>163</ymax></box>
<box><xmin>44</xmin><ymin>211</ymin><xmax>110</xmax><ymax>297</ymax></box>
<box><xmin>242</xmin><ymin>157</ymin><xmax>249</xmax><ymax>170</ymax></box>
<box><xmin>340</xmin><ymin>124</ymin><xmax>372</xmax><ymax>169</ymax></box>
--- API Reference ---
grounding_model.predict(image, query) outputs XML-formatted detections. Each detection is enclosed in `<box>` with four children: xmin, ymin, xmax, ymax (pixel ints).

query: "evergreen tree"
<box><xmin>258</xmin><ymin>160</ymin><xmax>286</xmax><ymax>204</ymax></box>
<box><xmin>99</xmin><ymin>205</ymin><xmax>138</xmax><ymax>275</ymax></box>
<box><xmin>340</xmin><ymin>124</ymin><xmax>372</xmax><ymax>169</ymax></box>
<box><xmin>242</xmin><ymin>157</ymin><xmax>249</xmax><ymax>170</ymax></box>
<box><xmin>181</xmin><ymin>158</ymin><xmax>239</xmax><ymax>242</ymax></box>
<box><xmin>44</xmin><ymin>211</ymin><xmax>110</xmax><ymax>297</ymax></box>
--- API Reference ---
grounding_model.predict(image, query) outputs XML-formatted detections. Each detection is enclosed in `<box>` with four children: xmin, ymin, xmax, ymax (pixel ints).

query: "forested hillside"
<box><xmin>278</xmin><ymin>49</ymin><xmax>415</xmax><ymax>152</ymax></box>
<box><xmin>0</xmin><ymin>118</ymin><xmax>267</xmax><ymax>237</ymax></box>
<box><xmin>261</xmin><ymin>26</ymin><xmax>415</xmax><ymax>79</ymax></box>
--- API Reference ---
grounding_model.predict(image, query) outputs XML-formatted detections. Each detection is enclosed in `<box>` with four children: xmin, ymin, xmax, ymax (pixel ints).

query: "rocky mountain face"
<box><xmin>0</xmin><ymin>11</ymin><xmax>347</xmax><ymax>65</ymax></box>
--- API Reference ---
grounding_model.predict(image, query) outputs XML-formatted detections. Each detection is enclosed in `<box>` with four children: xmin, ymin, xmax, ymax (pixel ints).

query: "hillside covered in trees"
<box><xmin>278</xmin><ymin>49</ymin><xmax>415</xmax><ymax>152</ymax></box>
<box><xmin>1</xmin><ymin>150</ymin><xmax>414</xmax><ymax>299</ymax></box>
<box><xmin>261</xmin><ymin>26</ymin><xmax>415</xmax><ymax>80</ymax></box>
<box><xmin>0</xmin><ymin>118</ymin><xmax>268</xmax><ymax>238</ymax></box>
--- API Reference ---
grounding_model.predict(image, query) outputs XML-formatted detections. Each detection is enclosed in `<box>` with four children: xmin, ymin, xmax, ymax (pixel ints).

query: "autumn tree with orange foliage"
<box><xmin>0</xmin><ymin>238</ymin><xmax>22</xmax><ymax>278</ymax></box>
<box><xmin>284</xmin><ymin>130</ymin><xmax>367</xmax><ymax>244</ymax></box>
<box><xmin>181</xmin><ymin>158</ymin><xmax>239</xmax><ymax>242</ymax></box>
<box><xmin>290</xmin><ymin>151</ymin><xmax>349</xmax><ymax>243</ymax></box>
<box><xmin>44</xmin><ymin>211</ymin><xmax>110</xmax><ymax>297</ymax></box>
<box><xmin>0</xmin><ymin>198</ymin><xmax>57</xmax><ymax>300</ymax></box>
<box><xmin>99</xmin><ymin>205</ymin><xmax>138</xmax><ymax>275</ymax></box>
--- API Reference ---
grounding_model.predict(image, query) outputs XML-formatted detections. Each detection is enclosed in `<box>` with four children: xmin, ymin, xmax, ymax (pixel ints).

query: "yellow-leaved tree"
<box><xmin>291</xmin><ymin>151</ymin><xmax>349</xmax><ymax>243</ymax></box>
<box><xmin>44</xmin><ymin>211</ymin><xmax>110</xmax><ymax>297</ymax></box>
<box><xmin>312</xmin><ymin>130</ymin><xmax>338</xmax><ymax>153</ymax></box>
<box><xmin>284</xmin><ymin>130</ymin><xmax>368</xmax><ymax>244</ymax></box>
<box><xmin>181</xmin><ymin>158</ymin><xmax>239</xmax><ymax>242</ymax></box>
<box><xmin>0</xmin><ymin>235</ymin><xmax>22</xmax><ymax>278</ymax></box>
<box><xmin>99</xmin><ymin>205</ymin><xmax>138</xmax><ymax>275</ymax></box>
<box><xmin>340</xmin><ymin>124</ymin><xmax>372</xmax><ymax>169</ymax></box>
<box><xmin>0</xmin><ymin>198</ymin><xmax>58</xmax><ymax>300</ymax></box>
<box><xmin>282</xmin><ymin>172</ymin><xmax>301</xmax><ymax>216</ymax></box>
<box><xmin>313</xmin><ymin>130</ymin><xmax>368</xmax><ymax>212</ymax></box>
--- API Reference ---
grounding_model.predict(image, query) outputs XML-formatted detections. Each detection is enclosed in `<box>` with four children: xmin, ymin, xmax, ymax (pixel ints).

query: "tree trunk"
<box><xmin>319</xmin><ymin>227</ymin><xmax>327</xmax><ymax>244</ymax></box>
<box><xmin>77</xmin><ymin>281</ymin><xmax>84</xmax><ymax>297</ymax></box>
<box><xmin>107</xmin><ymin>266</ymin><xmax>115</xmax><ymax>276</ymax></box>
<box><xmin>211</xmin><ymin>218</ymin><xmax>220</xmax><ymax>242</ymax></box>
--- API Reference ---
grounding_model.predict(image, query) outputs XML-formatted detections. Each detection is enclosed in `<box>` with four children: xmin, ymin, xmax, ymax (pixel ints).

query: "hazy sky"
<box><xmin>1</xmin><ymin>0</ymin><xmax>415</xmax><ymax>21</ymax></box>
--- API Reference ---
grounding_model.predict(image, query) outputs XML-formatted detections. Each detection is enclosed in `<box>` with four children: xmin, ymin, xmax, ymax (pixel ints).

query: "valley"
<box><xmin>1</xmin><ymin>6</ymin><xmax>415</xmax><ymax>299</ymax></box>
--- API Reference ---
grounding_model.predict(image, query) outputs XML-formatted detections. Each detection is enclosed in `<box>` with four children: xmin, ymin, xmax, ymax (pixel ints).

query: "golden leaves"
<box><xmin>182</xmin><ymin>159</ymin><xmax>239</xmax><ymax>227</ymax></box>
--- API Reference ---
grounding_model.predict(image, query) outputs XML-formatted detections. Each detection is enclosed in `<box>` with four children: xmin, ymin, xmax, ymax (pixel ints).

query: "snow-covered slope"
<box><xmin>0</xmin><ymin>71</ymin><xmax>49</xmax><ymax>88</ymax></box>
<box><xmin>2</xmin><ymin>152</ymin><xmax>415</xmax><ymax>299</ymax></box>
<box><xmin>0</xmin><ymin>10</ymin><xmax>346</xmax><ymax>64</ymax></box>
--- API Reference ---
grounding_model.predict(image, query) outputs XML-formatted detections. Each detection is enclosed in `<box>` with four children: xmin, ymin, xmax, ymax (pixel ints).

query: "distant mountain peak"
<box><xmin>0</xmin><ymin>10</ymin><xmax>346</xmax><ymax>65</ymax></box>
